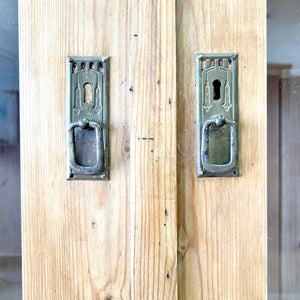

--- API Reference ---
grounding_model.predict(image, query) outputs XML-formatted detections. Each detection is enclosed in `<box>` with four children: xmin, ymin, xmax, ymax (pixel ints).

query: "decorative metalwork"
<box><xmin>66</xmin><ymin>56</ymin><xmax>110</xmax><ymax>180</ymax></box>
<box><xmin>196</xmin><ymin>53</ymin><xmax>239</xmax><ymax>177</ymax></box>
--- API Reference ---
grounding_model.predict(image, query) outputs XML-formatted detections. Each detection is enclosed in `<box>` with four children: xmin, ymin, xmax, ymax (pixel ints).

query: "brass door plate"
<box><xmin>196</xmin><ymin>53</ymin><xmax>239</xmax><ymax>177</ymax></box>
<box><xmin>66</xmin><ymin>56</ymin><xmax>110</xmax><ymax>180</ymax></box>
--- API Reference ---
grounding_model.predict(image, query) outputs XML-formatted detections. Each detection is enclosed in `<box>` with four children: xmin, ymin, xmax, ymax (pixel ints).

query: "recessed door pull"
<box><xmin>68</xmin><ymin>119</ymin><xmax>104</xmax><ymax>175</ymax></box>
<box><xmin>66</xmin><ymin>56</ymin><xmax>110</xmax><ymax>180</ymax></box>
<box><xmin>196</xmin><ymin>53</ymin><xmax>239</xmax><ymax>177</ymax></box>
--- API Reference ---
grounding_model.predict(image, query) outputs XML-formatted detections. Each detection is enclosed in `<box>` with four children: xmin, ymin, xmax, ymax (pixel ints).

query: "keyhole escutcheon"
<box><xmin>213</xmin><ymin>80</ymin><xmax>221</xmax><ymax>100</ymax></box>
<box><xmin>84</xmin><ymin>83</ymin><xmax>92</xmax><ymax>104</ymax></box>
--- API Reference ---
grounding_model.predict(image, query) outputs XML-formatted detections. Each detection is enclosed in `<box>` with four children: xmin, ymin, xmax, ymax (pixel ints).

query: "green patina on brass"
<box><xmin>196</xmin><ymin>53</ymin><xmax>239</xmax><ymax>177</ymax></box>
<box><xmin>66</xmin><ymin>56</ymin><xmax>110</xmax><ymax>180</ymax></box>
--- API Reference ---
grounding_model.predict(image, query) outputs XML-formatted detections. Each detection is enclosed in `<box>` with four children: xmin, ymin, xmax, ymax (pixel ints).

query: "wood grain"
<box><xmin>19</xmin><ymin>0</ymin><xmax>131</xmax><ymax>299</ymax></box>
<box><xmin>129</xmin><ymin>0</ymin><xmax>177</xmax><ymax>299</ymax></box>
<box><xmin>20</xmin><ymin>0</ymin><xmax>177</xmax><ymax>299</ymax></box>
<box><xmin>176</xmin><ymin>0</ymin><xmax>267</xmax><ymax>299</ymax></box>
<box><xmin>20</xmin><ymin>0</ymin><xmax>266</xmax><ymax>298</ymax></box>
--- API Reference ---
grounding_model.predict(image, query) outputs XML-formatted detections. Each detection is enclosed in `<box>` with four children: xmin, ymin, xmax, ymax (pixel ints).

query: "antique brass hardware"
<box><xmin>66</xmin><ymin>56</ymin><xmax>110</xmax><ymax>180</ymax></box>
<box><xmin>196</xmin><ymin>53</ymin><xmax>239</xmax><ymax>177</ymax></box>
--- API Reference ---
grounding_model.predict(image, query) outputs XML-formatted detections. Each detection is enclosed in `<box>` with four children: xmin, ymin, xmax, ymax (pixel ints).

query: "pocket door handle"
<box><xmin>66</xmin><ymin>56</ymin><xmax>110</xmax><ymax>180</ymax></box>
<box><xmin>196</xmin><ymin>53</ymin><xmax>239</xmax><ymax>177</ymax></box>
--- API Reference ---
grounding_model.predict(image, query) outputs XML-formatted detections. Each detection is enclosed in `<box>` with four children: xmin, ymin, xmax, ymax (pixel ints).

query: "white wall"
<box><xmin>268</xmin><ymin>0</ymin><xmax>300</xmax><ymax>75</ymax></box>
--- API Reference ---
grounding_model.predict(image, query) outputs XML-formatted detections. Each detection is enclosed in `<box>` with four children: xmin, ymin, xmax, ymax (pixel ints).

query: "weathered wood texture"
<box><xmin>129</xmin><ymin>0</ymin><xmax>177</xmax><ymax>299</ymax></box>
<box><xmin>19</xmin><ymin>1</ymin><xmax>131</xmax><ymax>299</ymax></box>
<box><xmin>20</xmin><ymin>0</ymin><xmax>177</xmax><ymax>299</ymax></box>
<box><xmin>176</xmin><ymin>0</ymin><xmax>267</xmax><ymax>299</ymax></box>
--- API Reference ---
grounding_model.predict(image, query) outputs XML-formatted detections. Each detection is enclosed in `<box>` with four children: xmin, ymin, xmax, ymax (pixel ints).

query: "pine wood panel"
<box><xmin>19</xmin><ymin>1</ymin><xmax>131</xmax><ymax>299</ymax></box>
<box><xmin>20</xmin><ymin>0</ymin><xmax>177</xmax><ymax>299</ymax></box>
<box><xmin>129</xmin><ymin>0</ymin><xmax>177</xmax><ymax>299</ymax></box>
<box><xmin>176</xmin><ymin>0</ymin><xmax>267</xmax><ymax>299</ymax></box>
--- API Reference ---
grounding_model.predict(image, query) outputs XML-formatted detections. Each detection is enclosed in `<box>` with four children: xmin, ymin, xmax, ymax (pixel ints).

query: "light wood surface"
<box><xmin>19</xmin><ymin>0</ymin><xmax>131</xmax><ymax>299</ymax></box>
<box><xmin>129</xmin><ymin>0</ymin><xmax>177</xmax><ymax>299</ymax></box>
<box><xmin>20</xmin><ymin>0</ymin><xmax>267</xmax><ymax>298</ymax></box>
<box><xmin>176</xmin><ymin>0</ymin><xmax>267</xmax><ymax>298</ymax></box>
<box><xmin>20</xmin><ymin>0</ymin><xmax>177</xmax><ymax>299</ymax></box>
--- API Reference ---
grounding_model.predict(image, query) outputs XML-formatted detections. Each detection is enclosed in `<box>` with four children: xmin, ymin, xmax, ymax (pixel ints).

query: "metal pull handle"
<box><xmin>196</xmin><ymin>53</ymin><xmax>238</xmax><ymax>177</ymax></box>
<box><xmin>67</xmin><ymin>56</ymin><xmax>109</xmax><ymax>180</ymax></box>
<box><xmin>201</xmin><ymin>115</ymin><xmax>237</xmax><ymax>174</ymax></box>
<box><xmin>68</xmin><ymin>119</ymin><xmax>104</xmax><ymax>175</ymax></box>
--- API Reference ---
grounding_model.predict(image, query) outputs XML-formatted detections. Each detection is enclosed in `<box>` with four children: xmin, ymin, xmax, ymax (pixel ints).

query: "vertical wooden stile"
<box><xmin>129</xmin><ymin>0</ymin><xmax>177</xmax><ymax>299</ymax></box>
<box><xmin>20</xmin><ymin>0</ymin><xmax>131</xmax><ymax>298</ymax></box>
<box><xmin>176</xmin><ymin>0</ymin><xmax>267</xmax><ymax>298</ymax></box>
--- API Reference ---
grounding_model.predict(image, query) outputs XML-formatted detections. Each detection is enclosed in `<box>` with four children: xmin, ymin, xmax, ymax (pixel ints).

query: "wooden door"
<box><xmin>19</xmin><ymin>0</ymin><xmax>266</xmax><ymax>299</ymax></box>
<box><xmin>176</xmin><ymin>1</ymin><xmax>267</xmax><ymax>299</ymax></box>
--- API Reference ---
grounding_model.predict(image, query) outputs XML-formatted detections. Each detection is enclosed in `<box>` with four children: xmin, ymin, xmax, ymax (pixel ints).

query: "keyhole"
<box><xmin>213</xmin><ymin>80</ymin><xmax>221</xmax><ymax>100</ymax></box>
<box><xmin>84</xmin><ymin>83</ymin><xmax>92</xmax><ymax>103</ymax></box>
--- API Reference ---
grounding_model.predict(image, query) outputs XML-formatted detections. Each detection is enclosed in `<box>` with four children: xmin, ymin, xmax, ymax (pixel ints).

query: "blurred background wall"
<box><xmin>0</xmin><ymin>0</ymin><xmax>21</xmax><ymax>299</ymax></box>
